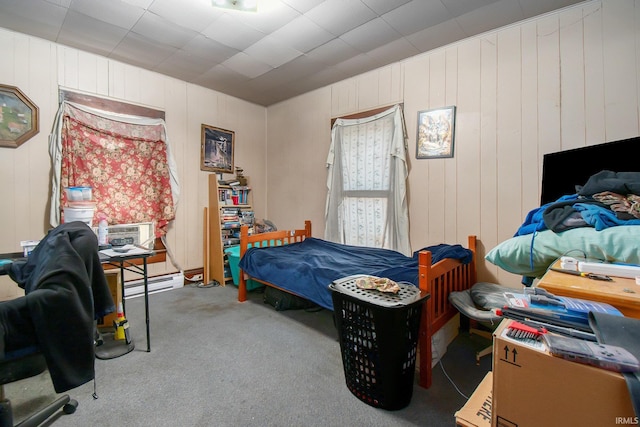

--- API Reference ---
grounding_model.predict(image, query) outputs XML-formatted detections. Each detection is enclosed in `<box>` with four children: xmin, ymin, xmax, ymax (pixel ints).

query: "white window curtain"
<box><xmin>324</xmin><ymin>104</ymin><xmax>411</xmax><ymax>255</ymax></box>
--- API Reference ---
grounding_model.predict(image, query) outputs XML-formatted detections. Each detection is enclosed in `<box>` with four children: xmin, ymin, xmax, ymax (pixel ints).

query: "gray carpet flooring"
<box><xmin>5</xmin><ymin>283</ymin><xmax>492</xmax><ymax>426</ymax></box>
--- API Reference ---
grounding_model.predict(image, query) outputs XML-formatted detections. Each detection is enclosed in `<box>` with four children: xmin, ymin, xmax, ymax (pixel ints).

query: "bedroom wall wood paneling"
<box><xmin>266</xmin><ymin>89</ymin><xmax>331</xmax><ymax>236</ymax></box>
<box><xmin>455</xmin><ymin>40</ymin><xmax>482</xmax><ymax>257</ymax></box>
<box><xmin>584</xmin><ymin>1</ymin><xmax>607</xmax><ymax>146</ymax></box>
<box><xmin>5</xmin><ymin>0</ymin><xmax>640</xmax><ymax>294</ymax></box>
<box><xmin>264</xmin><ymin>0</ymin><xmax>640</xmax><ymax>287</ymax></box>
<box><xmin>495</xmin><ymin>25</ymin><xmax>523</xmax><ymax>280</ymax></box>
<box><xmin>0</xmin><ymin>27</ymin><xmax>267</xmax><ymax>294</ymax></box>
<box><xmin>520</xmin><ymin>21</ymin><xmax>541</xmax><ymax>221</ymax></box>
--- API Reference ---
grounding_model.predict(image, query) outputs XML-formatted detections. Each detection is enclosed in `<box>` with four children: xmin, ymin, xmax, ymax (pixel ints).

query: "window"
<box><xmin>324</xmin><ymin>104</ymin><xmax>410</xmax><ymax>255</ymax></box>
<box><xmin>49</xmin><ymin>91</ymin><xmax>179</xmax><ymax>238</ymax></box>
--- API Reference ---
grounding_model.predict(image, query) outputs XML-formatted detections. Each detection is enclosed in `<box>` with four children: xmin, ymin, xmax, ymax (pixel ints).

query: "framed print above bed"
<box><xmin>201</xmin><ymin>124</ymin><xmax>235</xmax><ymax>173</ymax></box>
<box><xmin>416</xmin><ymin>105</ymin><xmax>456</xmax><ymax>159</ymax></box>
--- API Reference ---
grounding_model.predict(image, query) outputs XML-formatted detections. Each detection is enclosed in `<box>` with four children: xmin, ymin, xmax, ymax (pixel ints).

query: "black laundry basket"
<box><xmin>329</xmin><ymin>275</ymin><xmax>430</xmax><ymax>410</ymax></box>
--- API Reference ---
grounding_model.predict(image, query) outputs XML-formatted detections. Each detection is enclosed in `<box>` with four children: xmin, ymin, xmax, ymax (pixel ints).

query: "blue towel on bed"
<box><xmin>238</xmin><ymin>237</ymin><xmax>473</xmax><ymax>310</ymax></box>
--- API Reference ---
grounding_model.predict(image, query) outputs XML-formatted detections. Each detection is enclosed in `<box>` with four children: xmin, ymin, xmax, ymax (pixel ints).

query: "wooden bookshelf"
<box><xmin>206</xmin><ymin>174</ymin><xmax>253</xmax><ymax>286</ymax></box>
<box><xmin>207</xmin><ymin>175</ymin><xmax>225</xmax><ymax>287</ymax></box>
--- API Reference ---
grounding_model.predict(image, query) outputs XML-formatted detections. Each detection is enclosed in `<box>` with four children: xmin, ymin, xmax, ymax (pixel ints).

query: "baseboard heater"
<box><xmin>124</xmin><ymin>272</ymin><xmax>184</xmax><ymax>299</ymax></box>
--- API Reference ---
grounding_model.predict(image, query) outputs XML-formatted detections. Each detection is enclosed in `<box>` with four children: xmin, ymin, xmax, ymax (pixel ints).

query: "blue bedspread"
<box><xmin>238</xmin><ymin>237</ymin><xmax>473</xmax><ymax>310</ymax></box>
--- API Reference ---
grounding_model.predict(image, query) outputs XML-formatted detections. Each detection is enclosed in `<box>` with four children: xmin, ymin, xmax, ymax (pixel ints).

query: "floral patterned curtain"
<box><xmin>49</xmin><ymin>102</ymin><xmax>179</xmax><ymax>237</ymax></box>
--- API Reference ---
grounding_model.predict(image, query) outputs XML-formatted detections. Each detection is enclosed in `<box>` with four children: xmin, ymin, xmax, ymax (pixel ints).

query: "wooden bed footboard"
<box><xmin>238</xmin><ymin>220</ymin><xmax>312</xmax><ymax>302</ymax></box>
<box><xmin>417</xmin><ymin>235</ymin><xmax>477</xmax><ymax>389</ymax></box>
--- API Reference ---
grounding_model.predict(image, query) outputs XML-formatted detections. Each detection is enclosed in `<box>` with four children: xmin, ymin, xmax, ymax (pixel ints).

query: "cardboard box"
<box><xmin>492</xmin><ymin>319</ymin><xmax>635</xmax><ymax>427</ymax></box>
<box><xmin>455</xmin><ymin>371</ymin><xmax>492</xmax><ymax>427</ymax></box>
<box><xmin>98</xmin><ymin>270</ymin><xmax>122</xmax><ymax>329</ymax></box>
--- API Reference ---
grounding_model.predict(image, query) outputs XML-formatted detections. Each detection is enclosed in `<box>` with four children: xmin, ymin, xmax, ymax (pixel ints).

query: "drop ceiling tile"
<box><xmin>306</xmin><ymin>0</ymin><xmax>377</xmax><ymax>36</ymax></box>
<box><xmin>57</xmin><ymin>10</ymin><xmax>128</xmax><ymax>55</ymax></box>
<box><xmin>121</xmin><ymin>0</ymin><xmax>153</xmax><ymax>8</ymax></box>
<box><xmin>244</xmin><ymin>34</ymin><xmax>302</xmax><ymax>68</ymax></box>
<box><xmin>233</xmin><ymin>2</ymin><xmax>301</xmax><ymax>34</ymax></box>
<box><xmin>456</xmin><ymin>0</ymin><xmax>525</xmax><ymax>37</ymax></box>
<box><xmin>383</xmin><ymin>0</ymin><xmax>452</xmax><ymax>36</ymax></box>
<box><xmin>110</xmin><ymin>31</ymin><xmax>178</xmax><ymax>68</ymax></box>
<box><xmin>406</xmin><ymin>19</ymin><xmax>467</xmax><ymax>53</ymax></box>
<box><xmin>0</xmin><ymin>0</ymin><xmax>67</xmax><ymax>41</ymax></box>
<box><xmin>222</xmin><ymin>52</ymin><xmax>273</xmax><ymax>79</ymax></box>
<box><xmin>44</xmin><ymin>0</ymin><xmax>72</xmax><ymax>6</ymax></box>
<box><xmin>297</xmin><ymin>64</ymin><xmax>350</xmax><ymax>89</ymax></box>
<box><xmin>440</xmin><ymin>0</ymin><xmax>501</xmax><ymax>18</ymax></box>
<box><xmin>155</xmin><ymin>49</ymin><xmax>217</xmax><ymax>81</ymax></box>
<box><xmin>366</xmin><ymin>37</ymin><xmax>420</xmax><ymax>68</ymax></box>
<box><xmin>518</xmin><ymin>0</ymin><xmax>587</xmax><ymax>18</ymax></box>
<box><xmin>280</xmin><ymin>65</ymin><xmax>351</xmax><ymax>99</ymax></box>
<box><xmin>271</xmin><ymin>15</ymin><xmax>334</xmax><ymax>53</ymax></box>
<box><xmin>68</xmin><ymin>0</ymin><xmax>145</xmax><ymax>29</ymax></box>
<box><xmin>131</xmin><ymin>12</ymin><xmax>199</xmax><ymax>49</ymax></box>
<box><xmin>148</xmin><ymin>0</ymin><xmax>221</xmax><ymax>32</ymax></box>
<box><xmin>360</xmin><ymin>0</ymin><xmax>411</xmax><ymax>15</ymax></box>
<box><xmin>226</xmin><ymin>85</ymin><xmax>280</xmax><ymax>106</ymax></box>
<box><xmin>249</xmin><ymin>54</ymin><xmax>323</xmax><ymax>89</ymax></box>
<box><xmin>202</xmin><ymin>13</ymin><xmax>265</xmax><ymax>51</ymax></box>
<box><xmin>334</xmin><ymin>52</ymin><xmax>377</xmax><ymax>76</ymax></box>
<box><xmin>281</xmin><ymin>0</ymin><xmax>326</xmax><ymax>14</ymax></box>
<box><xmin>305</xmin><ymin>37</ymin><xmax>360</xmax><ymax>66</ymax></box>
<box><xmin>254</xmin><ymin>85</ymin><xmax>303</xmax><ymax>105</ymax></box>
<box><xmin>0</xmin><ymin>0</ymin><xmax>588</xmax><ymax>106</ymax></box>
<box><xmin>181</xmin><ymin>34</ymin><xmax>238</xmax><ymax>64</ymax></box>
<box><xmin>194</xmin><ymin>64</ymin><xmax>251</xmax><ymax>90</ymax></box>
<box><xmin>340</xmin><ymin>18</ymin><xmax>400</xmax><ymax>53</ymax></box>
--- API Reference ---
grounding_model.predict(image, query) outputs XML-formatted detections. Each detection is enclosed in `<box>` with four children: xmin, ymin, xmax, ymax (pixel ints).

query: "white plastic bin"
<box><xmin>63</xmin><ymin>206</ymin><xmax>95</xmax><ymax>227</ymax></box>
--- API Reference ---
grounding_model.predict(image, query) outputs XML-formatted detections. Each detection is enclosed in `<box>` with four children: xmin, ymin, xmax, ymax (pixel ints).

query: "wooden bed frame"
<box><xmin>237</xmin><ymin>220</ymin><xmax>477</xmax><ymax>389</ymax></box>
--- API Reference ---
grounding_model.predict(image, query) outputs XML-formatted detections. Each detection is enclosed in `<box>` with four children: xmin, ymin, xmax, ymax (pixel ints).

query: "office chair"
<box><xmin>448</xmin><ymin>282</ymin><xmax>511</xmax><ymax>364</ymax></box>
<box><xmin>0</xmin><ymin>221</ymin><xmax>115</xmax><ymax>426</ymax></box>
<box><xmin>0</xmin><ymin>349</ymin><xmax>77</xmax><ymax>426</ymax></box>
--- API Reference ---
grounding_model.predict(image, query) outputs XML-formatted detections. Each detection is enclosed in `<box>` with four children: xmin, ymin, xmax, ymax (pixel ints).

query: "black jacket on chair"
<box><xmin>0</xmin><ymin>221</ymin><xmax>115</xmax><ymax>392</ymax></box>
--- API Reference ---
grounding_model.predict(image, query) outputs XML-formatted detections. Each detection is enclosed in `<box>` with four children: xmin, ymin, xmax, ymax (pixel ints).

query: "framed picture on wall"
<box><xmin>416</xmin><ymin>105</ymin><xmax>456</xmax><ymax>159</ymax></box>
<box><xmin>201</xmin><ymin>124</ymin><xmax>235</xmax><ymax>173</ymax></box>
<box><xmin>0</xmin><ymin>84</ymin><xmax>39</xmax><ymax>148</ymax></box>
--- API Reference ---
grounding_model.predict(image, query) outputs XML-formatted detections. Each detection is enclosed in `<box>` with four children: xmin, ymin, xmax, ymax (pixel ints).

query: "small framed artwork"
<box><xmin>416</xmin><ymin>105</ymin><xmax>456</xmax><ymax>159</ymax></box>
<box><xmin>0</xmin><ymin>84</ymin><xmax>39</xmax><ymax>148</ymax></box>
<box><xmin>201</xmin><ymin>124</ymin><xmax>235</xmax><ymax>173</ymax></box>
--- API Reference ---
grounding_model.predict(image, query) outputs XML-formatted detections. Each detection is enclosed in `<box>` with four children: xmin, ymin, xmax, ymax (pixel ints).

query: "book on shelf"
<box><xmin>223</xmin><ymin>238</ymin><xmax>240</xmax><ymax>247</ymax></box>
<box><xmin>218</xmin><ymin>179</ymin><xmax>240</xmax><ymax>186</ymax></box>
<box><xmin>221</xmin><ymin>222</ymin><xmax>241</xmax><ymax>229</ymax></box>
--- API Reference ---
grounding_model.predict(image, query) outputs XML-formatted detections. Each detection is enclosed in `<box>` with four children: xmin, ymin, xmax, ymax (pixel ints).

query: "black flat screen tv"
<box><xmin>540</xmin><ymin>137</ymin><xmax>640</xmax><ymax>205</ymax></box>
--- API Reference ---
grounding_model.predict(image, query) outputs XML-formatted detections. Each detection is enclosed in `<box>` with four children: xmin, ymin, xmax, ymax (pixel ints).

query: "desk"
<box><xmin>99</xmin><ymin>248</ymin><xmax>154</xmax><ymax>352</ymax></box>
<box><xmin>537</xmin><ymin>260</ymin><xmax>640</xmax><ymax>319</ymax></box>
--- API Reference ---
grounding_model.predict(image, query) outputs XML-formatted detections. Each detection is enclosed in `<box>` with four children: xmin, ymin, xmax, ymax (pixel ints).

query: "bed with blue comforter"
<box><xmin>238</xmin><ymin>235</ymin><xmax>473</xmax><ymax>311</ymax></box>
<box><xmin>235</xmin><ymin>220</ymin><xmax>478</xmax><ymax>390</ymax></box>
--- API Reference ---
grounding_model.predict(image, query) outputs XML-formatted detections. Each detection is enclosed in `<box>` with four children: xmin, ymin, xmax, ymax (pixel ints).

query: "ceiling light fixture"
<box><xmin>211</xmin><ymin>0</ymin><xmax>258</xmax><ymax>12</ymax></box>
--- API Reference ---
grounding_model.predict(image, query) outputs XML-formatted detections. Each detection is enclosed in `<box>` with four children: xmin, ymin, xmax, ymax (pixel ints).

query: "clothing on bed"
<box><xmin>516</xmin><ymin>171</ymin><xmax>640</xmax><ymax>236</ymax></box>
<box><xmin>501</xmin><ymin>170</ymin><xmax>640</xmax><ymax>285</ymax></box>
<box><xmin>238</xmin><ymin>237</ymin><xmax>473</xmax><ymax>311</ymax></box>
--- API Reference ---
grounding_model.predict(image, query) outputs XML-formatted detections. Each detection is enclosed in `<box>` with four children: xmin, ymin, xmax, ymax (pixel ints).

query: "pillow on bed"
<box><xmin>485</xmin><ymin>226</ymin><xmax>640</xmax><ymax>278</ymax></box>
